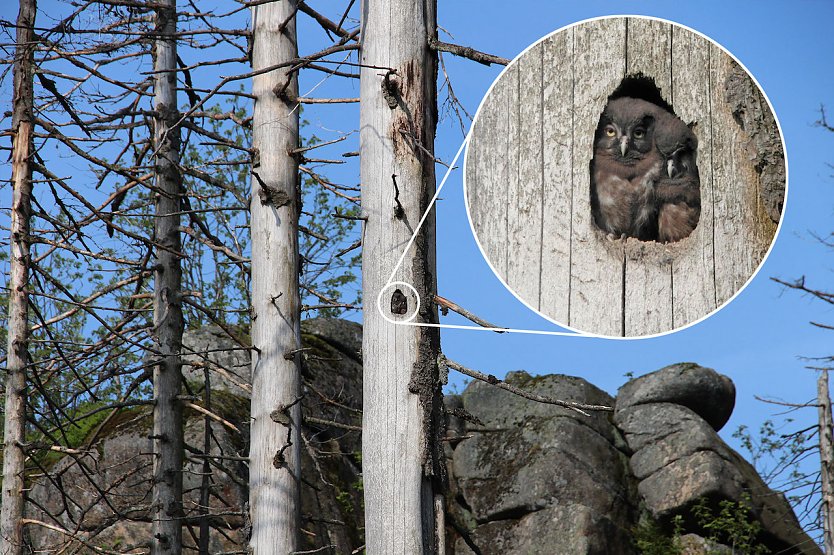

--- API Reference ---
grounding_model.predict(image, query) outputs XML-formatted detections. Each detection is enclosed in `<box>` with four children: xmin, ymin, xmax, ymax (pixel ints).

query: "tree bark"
<box><xmin>360</xmin><ymin>1</ymin><xmax>444</xmax><ymax>552</ymax></box>
<box><xmin>151</xmin><ymin>0</ymin><xmax>185</xmax><ymax>552</ymax></box>
<box><xmin>818</xmin><ymin>371</ymin><xmax>834</xmax><ymax>554</ymax></box>
<box><xmin>198</xmin><ymin>368</ymin><xmax>212</xmax><ymax>554</ymax></box>
<box><xmin>1</xmin><ymin>1</ymin><xmax>36</xmax><ymax>553</ymax></box>
<box><xmin>248</xmin><ymin>2</ymin><xmax>302</xmax><ymax>553</ymax></box>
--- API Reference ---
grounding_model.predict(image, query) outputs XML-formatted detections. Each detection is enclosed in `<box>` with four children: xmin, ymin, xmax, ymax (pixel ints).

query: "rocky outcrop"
<box><xmin>297</xmin><ymin>318</ymin><xmax>364</xmax><ymax>554</ymax></box>
<box><xmin>26</xmin><ymin>386</ymin><xmax>250</xmax><ymax>553</ymax></box>
<box><xmin>447</xmin><ymin>364</ymin><xmax>820</xmax><ymax>555</ymax></box>
<box><xmin>27</xmin><ymin>321</ymin><xmax>819</xmax><ymax>555</ymax></box>
<box><xmin>614</xmin><ymin>364</ymin><xmax>815</xmax><ymax>555</ymax></box>
<box><xmin>181</xmin><ymin>324</ymin><xmax>251</xmax><ymax>392</ymax></box>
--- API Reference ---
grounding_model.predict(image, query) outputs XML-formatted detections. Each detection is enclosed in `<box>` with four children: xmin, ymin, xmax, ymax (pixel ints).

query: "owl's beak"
<box><xmin>620</xmin><ymin>137</ymin><xmax>628</xmax><ymax>157</ymax></box>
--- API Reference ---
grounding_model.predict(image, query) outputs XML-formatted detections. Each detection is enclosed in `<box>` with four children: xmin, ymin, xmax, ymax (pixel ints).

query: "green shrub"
<box><xmin>634</xmin><ymin>514</ymin><xmax>683</xmax><ymax>555</ymax></box>
<box><xmin>692</xmin><ymin>495</ymin><xmax>770</xmax><ymax>554</ymax></box>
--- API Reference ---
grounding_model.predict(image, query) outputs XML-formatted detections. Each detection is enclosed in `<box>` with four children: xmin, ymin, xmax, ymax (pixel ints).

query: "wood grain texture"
<box><xmin>568</xmin><ymin>18</ymin><xmax>626</xmax><ymax>337</ymax></box>
<box><xmin>710</xmin><ymin>44</ymin><xmax>761</xmax><ymax>306</ymax></box>
<box><xmin>626</xmin><ymin>18</ymin><xmax>672</xmax><ymax>98</ymax></box>
<box><xmin>467</xmin><ymin>63</ymin><xmax>510</xmax><ymax>280</ymax></box>
<box><xmin>465</xmin><ymin>17</ymin><xmax>783</xmax><ymax>337</ymax></box>
<box><xmin>360</xmin><ymin>1</ymin><xmax>440</xmax><ymax>552</ymax></box>
<box><xmin>151</xmin><ymin>1</ymin><xmax>185</xmax><ymax>552</ymax></box>
<box><xmin>508</xmin><ymin>47</ymin><xmax>543</xmax><ymax>308</ymax></box>
<box><xmin>539</xmin><ymin>31</ymin><xmax>573</xmax><ymax>323</ymax></box>
<box><xmin>1</xmin><ymin>1</ymin><xmax>35</xmax><ymax>553</ymax></box>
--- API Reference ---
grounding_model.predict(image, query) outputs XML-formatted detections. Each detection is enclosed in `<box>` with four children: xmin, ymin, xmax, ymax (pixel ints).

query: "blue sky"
<box><xmin>6</xmin><ymin>0</ymin><xmax>834</xmax><ymax>508</ymax></box>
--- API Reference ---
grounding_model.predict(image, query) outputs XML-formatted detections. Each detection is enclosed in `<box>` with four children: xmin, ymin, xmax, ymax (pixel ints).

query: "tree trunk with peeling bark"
<box><xmin>248</xmin><ymin>2</ymin><xmax>303</xmax><ymax>553</ymax></box>
<box><xmin>1</xmin><ymin>1</ymin><xmax>36</xmax><ymax>553</ymax></box>
<box><xmin>360</xmin><ymin>1</ymin><xmax>445</xmax><ymax>552</ymax></box>
<box><xmin>151</xmin><ymin>0</ymin><xmax>185</xmax><ymax>552</ymax></box>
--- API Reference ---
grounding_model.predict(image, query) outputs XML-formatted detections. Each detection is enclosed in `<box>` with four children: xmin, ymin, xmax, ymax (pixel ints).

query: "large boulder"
<box><xmin>456</xmin><ymin>503</ymin><xmax>632</xmax><ymax>555</ymax></box>
<box><xmin>181</xmin><ymin>324</ymin><xmax>251</xmax><ymax>393</ymax></box>
<box><xmin>449</xmin><ymin>371</ymin><xmax>637</xmax><ymax>555</ymax></box>
<box><xmin>26</xmin><ymin>400</ymin><xmax>249</xmax><ymax>553</ymax></box>
<box><xmin>616</xmin><ymin>362</ymin><xmax>735</xmax><ymax>431</ymax></box>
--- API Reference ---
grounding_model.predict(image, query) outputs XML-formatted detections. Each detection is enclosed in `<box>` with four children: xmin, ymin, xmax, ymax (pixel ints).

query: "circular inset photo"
<box><xmin>464</xmin><ymin>16</ymin><xmax>786</xmax><ymax>338</ymax></box>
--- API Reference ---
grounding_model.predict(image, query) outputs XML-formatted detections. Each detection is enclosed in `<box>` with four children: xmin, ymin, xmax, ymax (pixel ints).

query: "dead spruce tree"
<box><xmin>248</xmin><ymin>1</ymin><xmax>303</xmax><ymax>553</ymax></box>
<box><xmin>1</xmin><ymin>1</ymin><xmax>36</xmax><ymax>553</ymax></box>
<box><xmin>150</xmin><ymin>0</ymin><xmax>185</xmax><ymax>552</ymax></box>
<box><xmin>360</xmin><ymin>1</ymin><xmax>446</xmax><ymax>552</ymax></box>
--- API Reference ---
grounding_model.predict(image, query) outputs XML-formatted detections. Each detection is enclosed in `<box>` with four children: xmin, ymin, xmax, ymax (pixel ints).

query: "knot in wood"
<box><xmin>269</xmin><ymin>408</ymin><xmax>291</xmax><ymax>425</ymax></box>
<box><xmin>272</xmin><ymin>450</ymin><xmax>286</xmax><ymax>469</ymax></box>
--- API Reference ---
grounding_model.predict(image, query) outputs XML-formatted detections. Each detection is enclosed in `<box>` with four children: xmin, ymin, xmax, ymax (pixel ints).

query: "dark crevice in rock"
<box><xmin>455</xmin><ymin>492</ymin><xmax>474</xmax><ymax>515</ymax></box>
<box><xmin>486</xmin><ymin>504</ymin><xmax>546</xmax><ymax>524</ymax></box>
<box><xmin>635</xmin><ymin>445</ymin><xmax>718</xmax><ymax>478</ymax></box>
<box><xmin>448</xmin><ymin>513</ymin><xmax>483</xmax><ymax>555</ymax></box>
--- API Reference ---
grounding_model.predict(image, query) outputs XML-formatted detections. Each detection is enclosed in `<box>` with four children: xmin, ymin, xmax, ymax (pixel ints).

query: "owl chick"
<box><xmin>591</xmin><ymin>97</ymin><xmax>665</xmax><ymax>240</ymax></box>
<box><xmin>591</xmin><ymin>96</ymin><xmax>701</xmax><ymax>243</ymax></box>
<box><xmin>652</xmin><ymin>114</ymin><xmax>701</xmax><ymax>243</ymax></box>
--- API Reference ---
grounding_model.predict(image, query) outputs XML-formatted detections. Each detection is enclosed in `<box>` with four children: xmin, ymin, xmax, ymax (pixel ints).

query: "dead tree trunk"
<box><xmin>151</xmin><ymin>0</ymin><xmax>185</xmax><ymax>552</ymax></box>
<box><xmin>248</xmin><ymin>2</ymin><xmax>302</xmax><ymax>553</ymax></box>
<box><xmin>360</xmin><ymin>1</ymin><xmax>444</xmax><ymax>552</ymax></box>
<box><xmin>0</xmin><ymin>1</ymin><xmax>36</xmax><ymax>553</ymax></box>
<box><xmin>818</xmin><ymin>371</ymin><xmax>834</xmax><ymax>554</ymax></box>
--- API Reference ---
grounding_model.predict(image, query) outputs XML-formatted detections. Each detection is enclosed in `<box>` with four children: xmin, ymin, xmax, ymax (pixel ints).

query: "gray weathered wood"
<box><xmin>670</xmin><ymin>25</ymin><xmax>716</xmax><ymax>328</ymax></box>
<box><xmin>710</xmin><ymin>44</ymin><xmax>762</xmax><ymax>306</ymax></box>
<box><xmin>248</xmin><ymin>2</ymin><xmax>303</xmax><ymax>554</ymax></box>
<box><xmin>539</xmin><ymin>31</ymin><xmax>574</xmax><ymax>322</ymax></box>
<box><xmin>360</xmin><ymin>1</ymin><xmax>442</xmax><ymax>553</ymax></box>
<box><xmin>465</xmin><ymin>17</ymin><xmax>783</xmax><ymax>337</ymax></box>
<box><xmin>151</xmin><ymin>1</ymin><xmax>185</xmax><ymax>552</ymax></box>
<box><xmin>1</xmin><ymin>2</ymin><xmax>36</xmax><ymax>553</ymax></box>
<box><xmin>626</xmin><ymin>18</ymin><xmax>672</xmax><ymax>98</ymax></box>
<box><xmin>467</xmin><ymin>63</ymin><xmax>510</xmax><ymax>279</ymax></box>
<box><xmin>818</xmin><ymin>371</ymin><xmax>834</xmax><ymax>554</ymax></box>
<box><xmin>569</xmin><ymin>18</ymin><xmax>626</xmax><ymax>336</ymax></box>
<box><xmin>507</xmin><ymin>46</ymin><xmax>543</xmax><ymax>309</ymax></box>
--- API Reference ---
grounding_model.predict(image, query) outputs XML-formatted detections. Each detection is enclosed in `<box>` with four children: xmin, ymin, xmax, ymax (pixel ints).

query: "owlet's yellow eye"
<box><xmin>633</xmin><ymin>129</ymin><xmax>645</xmax><ymax>139</ymax></box>
<box><xmin>605</xmin><ymin>127</ymin><xmax>616</xmax><ymax>137</ymax></box>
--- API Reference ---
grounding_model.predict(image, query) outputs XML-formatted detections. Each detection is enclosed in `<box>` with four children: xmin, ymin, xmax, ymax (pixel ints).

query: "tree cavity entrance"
<box><xmin>377</xmin><ymin>281</ymin><xmax>420</xmax><ymax>323</ymax></box>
